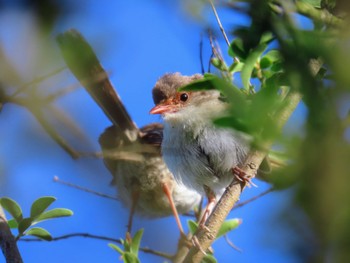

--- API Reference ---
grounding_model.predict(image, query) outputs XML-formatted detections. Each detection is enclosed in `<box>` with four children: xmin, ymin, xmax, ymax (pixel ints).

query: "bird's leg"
<box><xmin>232</xmin><ymin>166</ymin><xmax>257</xmax><ymax>188</ymax></box>
<box><xmin>127</xmin><ymin>190</ymin><xmax>140</xmax><ymax>236</ymax></box>
<box><xmin>198</xmin><ymin>185</ymin><xmax>217</xmax><ymax>228</ymax></box>
<box><xmin>162</xmin><ymin>183</ymin><xmax>184</xmax><ymax>235</ymax></box>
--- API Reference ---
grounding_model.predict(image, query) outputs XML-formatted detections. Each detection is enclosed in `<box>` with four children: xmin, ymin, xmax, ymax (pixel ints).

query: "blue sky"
<box><xmin>0</xmin><ymin>1</ymin><xmax>303</xmax><ymax>262</ymax></box>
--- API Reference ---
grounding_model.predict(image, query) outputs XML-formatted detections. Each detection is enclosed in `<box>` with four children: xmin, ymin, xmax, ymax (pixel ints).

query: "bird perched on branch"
<box><xmin>57</xmin><ymin>30</ymin><xmax>201</xmax><ymax>234</ymax></box>
<box><xmin>150</xmin><ymin>73</ymin><xmax>253</xmax><ymax>225</ymax></box>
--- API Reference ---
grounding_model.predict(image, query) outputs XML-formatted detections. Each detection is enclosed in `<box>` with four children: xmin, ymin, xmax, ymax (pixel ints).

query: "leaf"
<box><xmin>34</xmin><ymin>208</ymin><xmax>73</xmax><ymax>223</ymax></box>
<box><xmin>109</xmin><ymin>243</ymin><xmax>124</xmax><ymax>255</ymax></box>
<box><xmin>216</xmin><ymin>218</ymin><xmax>242</xmax><ymax>239</ymax></box>
<box><xmin>7</xmin><ymin>218</ymin><xmax>18</xmax><ymax>229</ymax></box>
<box><xmin>301</xmin><ymin>0</ymin><xmax>321</xmax><ymax>8</ymax></box>
<box><xmin>202</xmin><ymin>254</ymin><xmax>218</xmax><ymax>263</ymax></box>
<box><xmin>123</xmin><ymin>252</ymin><xmax>140</xmax><ymax>263</ymax></box>
<box><xmin>18</xmin><ymin>217</ymin><xmax>34</xmax><ymax>235</ymax></box>
<box><xmin>30</xmin><ymin>196</ymin><xmax>56</xmax><ymax>218</ymax></box>
<box><xmin>130</xmin><ymin>229</ymin><xmax>144</xmax><ymax>257</ymax></box>
<box><xmin>25</xmin><ymin>227</ymin><xmax>52</xmax><ymax>241</ymax></box>
<box><xmin>241</xmin><ymin>43</ymin><xmax>267</xmax><ymax>91</ymax></box>
<box><xmin>187</xmin><ymin>220</ymin><xmax>198</xmax><ymax>235</ymax></box>
<box><xmin>0</xmin><ymin>197</ymin><xmax>23</xmax><ymax>223</ymax></box>
<box><xmin>228</xmin><ymin>62</ymin><xmax>244</xmax><ymax>74</ymax></box>
<box><xmin>228</xmin><ymin>38</ymin><xmax>249</xmax><ymax>61</ymax></box>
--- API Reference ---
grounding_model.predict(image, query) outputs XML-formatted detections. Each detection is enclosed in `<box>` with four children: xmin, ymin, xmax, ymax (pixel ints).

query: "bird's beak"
<box><xmin>150</xmin><ymin>100</ymin><xmax>177</xmax><ymax>115</ymax></box>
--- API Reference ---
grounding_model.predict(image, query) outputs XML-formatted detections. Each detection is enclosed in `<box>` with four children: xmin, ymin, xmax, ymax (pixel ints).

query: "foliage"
<box><xmin>0</xmin><ymin>196</ymin><xmax>73</xmax><ymax>241</ymax></box>
<box><xmin>108</xmin><ymin>229</ymin><xmax>144</xmax><ymax>263</ymax></box>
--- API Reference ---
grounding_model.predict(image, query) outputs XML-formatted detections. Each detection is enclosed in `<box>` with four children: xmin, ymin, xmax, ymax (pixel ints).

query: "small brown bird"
<box><xmin>150</xmin><ymin>73</ymin><xmax>253</xmax><ymax>225</ymax></box>
<box><xmin>57</xmin><ymin>30</ymin><xmax>201</xmax><ymax>234</ymax></box>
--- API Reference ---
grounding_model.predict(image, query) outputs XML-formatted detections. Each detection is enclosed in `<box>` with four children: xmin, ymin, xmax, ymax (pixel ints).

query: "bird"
<box><xmin>56</xmin><ymin>30</ymin><xmax>201</xmax><ymax>234</ymax></box>
<box><xmin>149</xmin><ymin>73</ymin><xmax>253</xmax><ymax>225</ymax></box>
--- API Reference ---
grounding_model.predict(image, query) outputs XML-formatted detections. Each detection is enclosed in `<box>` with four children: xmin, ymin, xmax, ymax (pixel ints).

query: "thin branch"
<box><xmin>20</xmin><ymin>233</ymin><xmax>173</xmax><ymax>260</ymax></box>
<box><xmin>232</xmin><ymin>187</ymin><xmax>274</xmax><ymax>210</ymax></box>
<box><xmin>53</xmin><ymin>176</ymin><xmax>119</xmax><ymax>201</ymax></box>
<box><xmin>11</xmin><ymin>66</ymin><xmax>66</xmax><ymax>97</ymax></box>
<box><xmin>209</xmin><ymin>0</ymin><xmax>230</xmax><ymax>46</ymax></box>
<box><xmin>224</xmin><ymin>235</ymin><xmax>242</xmax><ymax>253</ymax></box>
<box><xmin>0</xmin><ymin>206</ymin><xmax>23</xmax><ymax>263</ymax></box>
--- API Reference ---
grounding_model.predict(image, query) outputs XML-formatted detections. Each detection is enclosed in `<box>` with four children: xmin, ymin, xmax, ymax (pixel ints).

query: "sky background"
<box><xmin>0</xmin><ymin>1</ymin><xmax>305</xmax><ymax>262</ymax></box>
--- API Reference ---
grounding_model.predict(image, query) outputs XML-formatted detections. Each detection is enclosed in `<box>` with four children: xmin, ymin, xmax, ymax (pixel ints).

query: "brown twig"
<box><xmin>232</xmin><ymin>187</ymin><xmax>274</xmax><ymax>210</ymax></box>
<box><xmin>20</xmin><ymin>233</ymin><xmax>173</xmax><ymax>260</ymax></box>
<box><xmin>209</xmin><ymin>0</ymin><xmax>230</xmax><ymax>46</ymax></box>
<box><xmin>53</xmin><ymin>176</ymin><xmax>119</xmax><ymax>201</ymax></box>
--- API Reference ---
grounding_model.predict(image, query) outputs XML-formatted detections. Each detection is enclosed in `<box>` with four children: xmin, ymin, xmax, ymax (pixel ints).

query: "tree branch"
<box><xmin>0</xmin><ymin>206</ymin><xmax>23</xmax><ymax>263</ymax></box>
<box><xmin>20</xmin><ymin>233</ymin><xmax>172</xmax><ymax>260</ymax></box>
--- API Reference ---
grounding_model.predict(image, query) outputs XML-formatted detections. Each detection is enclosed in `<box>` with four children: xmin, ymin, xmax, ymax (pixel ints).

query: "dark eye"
<box><xmin>180</xmin><ymin>93</ymin><xmax>188</xmax><ymax>102</ymax></box>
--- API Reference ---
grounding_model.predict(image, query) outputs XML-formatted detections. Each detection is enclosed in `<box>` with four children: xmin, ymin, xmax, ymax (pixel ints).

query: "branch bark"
<box><xmin>0</xmin><ymin>206</ymin><xmax>23</xmax><ymax>263</ymax></box>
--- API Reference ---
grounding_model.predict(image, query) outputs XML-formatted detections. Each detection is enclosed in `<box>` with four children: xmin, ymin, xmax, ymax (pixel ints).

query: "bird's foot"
<box><xmin>232</xmin><ymin>166</ymin><xmax>257</xmax><ymax>188</ymax></box>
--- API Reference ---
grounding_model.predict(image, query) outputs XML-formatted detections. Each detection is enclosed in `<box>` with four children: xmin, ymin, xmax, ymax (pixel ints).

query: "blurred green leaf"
<box><xmin>130</xmin><ymin>229</ymin><xmax>144</xmax><ymax>257</ymax></box>
<box><xmin>229</xmin><ymin>61</ymin><xmax>244</xmax><ymax>74</ymax></box>
<box><xmin>229</xmin><ymin>38</ymin><xmax>249</xmax><ymax>61</ymax></box>
<box><xmin>202</xmin><ymin>254</ymin><xmax>218</xmax><ymax>263</ymax></box>
<box><xmin>187</xmin><ymin>220</ymin><xmax>198</xmax><ymax>235</ymax></box>
<box><xmin>123</xmin><ymin>252</ymin><xmax>140</xmax><ymax>263</ymax></box>
<box><xmin>7</xmin><ymin>218</ymin><xmax>18</xmax><ymax>229</ymax></box>
<box><xmin>30</xmin><ymin>196</ymin><xmax>56</xmax><ymax>218</ymax></box>
<box><xmin>301</xmin><ymin>0</ymin><xmax>322</xmax><ymax>8</ymax></box>
<box><xmin>25</xmin><ymin>227</ymin><xmax>52</xmax><ymax>241</ymax></box>
<box><xmin>216</xmin><ymin>218</ymin><xmax>242</xmax><ymax>239</ymax></box>
<box><xmin>34</xmin><ymin>208</ymin><xmax>73</xmax><ymax>223</ymax></box>
<box><xmin>0</xmin><ymin>197</ymin><xmax>23</xmax><ymax>223</ymax></box>
<box><xmin>109</xmin><ymin>243</ymin><xmax>124</xmax><ymax>255</ymax></box>
<box><xmin>241</xmin><ymin>43</ymin><xmax>267</xmax><ymax>91</ymax></box>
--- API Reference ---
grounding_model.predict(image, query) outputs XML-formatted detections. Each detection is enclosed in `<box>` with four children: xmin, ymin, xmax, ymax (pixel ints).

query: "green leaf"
<box><xmin>301</xmin><ymin>0</ymin><xmax>321</xmax><ymax>8</ymax></box>
<box><xmin>18</xmin><ymin>217</ymin><xmax>34</xmax><ymax>235</ymax></box>
<box><xmin>241</xmin><ymin>43</ymin><xmax>267</xmax><ymax>91</ymax></box>
<box><xmin>216</xmin><ymin>218</ymin><xmax>242</xmax><ymax>239</ymax></box>
<box><xmin>202</xmin><ymin>254</ymin><xmax>218</xmax><ymax>263</ymax></box>
<box><xmin>30</xmin><ymin>196</ymin><xmax>56</xmax><ymax>219</ymax></box>
<box><xmin>187</xmin><ymin>220</ymin><xmax>198</xmax><ymax>235</ymax></box>
<box><xmin>109</xmin><ymin>243</ymin><xmax>124</xmax><ymax>255</ymax></box>
<box><xmin>34</xmin><ymin>208</ymin><xmax>73</xmax><ymax>223</ymax></box>
<box><xmin>123</xmin><ymin>252</ymin><xmax>140</xmax><ymax>263</ymax></box>
<box><xmin>25</xmin><ymin>227</ymin><xmax>52</xmax><ymax>241</ymax></box>
<box><xmin>0</xmin><ymin>197</ymin><xmax>23</xmax><ymax>223</ymax></box>
<box><xmin>228</xmin><ymin>62</ymin><xmax>244</xmax><ymax>74</ymax></box>
<box><xmin>7</xmin><ymin>218</ymin><xmax>18</xmax><ymax>229</ymax></box>
<box><xmin>130</xmin><ymin>229</ymin><xmax>144</xmax><ymax>256</ymax></box>
<box><xmin>228</xmin><ymin>38</ymin><xmax>249</xmax><ymax>61</ymax></box>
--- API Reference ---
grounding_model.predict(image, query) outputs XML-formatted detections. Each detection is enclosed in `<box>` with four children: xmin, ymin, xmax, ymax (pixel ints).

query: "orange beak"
<box><xmin>149</xmin><ymin>100</ymin><xmax>178</xmax><ymax>115</ymax></box>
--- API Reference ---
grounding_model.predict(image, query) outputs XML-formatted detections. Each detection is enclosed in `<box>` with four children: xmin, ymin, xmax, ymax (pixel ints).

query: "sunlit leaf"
<box><xmin>130</xmin><ymin>229</ymin><xmax>144</xmax><ymax>257</ymax></box>
<box><xmin>30</xmin><ymin>196</ymin><xmax>56</xmax><ymax>218</ymax></box>
<box><xmin>25</xmin><ymin>227</ymin><xmax>52</xmax><ymax>241</ymax></box>
<box><xmin>7</xmin><ymin>218</ymin><xmax>18</xmax><ymax>229</ymax></box>
<box><xmin>0</xmin><ymin>197</ymin><xmax>23</xmax><ymax>223</ymax></box>
<box><xmin>216</xmin><ymin>218</ymin><xmax>242</xmax><ymax>239</ymax></box>
<box><xmin>241</xmin><ymin>43</ymin><xmax>267</xmax><ymax>91</ymax></box>
<box><xmin>187</xmin><ymin>220</ymin><xmax>198</xmax><ymax>235</ymax></box>
<box><xmin>34</xmin><ymin>208</ymin><xmax>73</xmax><ymax>223</ymax></box>
<box><xmin>109</xmin><ymin>243</ymin><xmax>124</xmax><ymax>255</ymax></box>
<box><xmin>202</xmin><ymin>254</ymin><xmax>218</xmax><ymax>263</ymax></box>
<box><xmin>123</xmin><ymin>252</ymin><xmax>140</xmax><ymax>263</ymax></box>
<box><xmin>301</xmin><ymin>0</ymin><xmax>321</xmax><ymax>8</ymax></box>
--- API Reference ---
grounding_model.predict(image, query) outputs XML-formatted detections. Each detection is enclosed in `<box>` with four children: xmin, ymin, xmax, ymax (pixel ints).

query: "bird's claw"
<box><xmin>232</xmin><ymin>167</ymin><xmax>257</xmax><ymax>188</ymax></box>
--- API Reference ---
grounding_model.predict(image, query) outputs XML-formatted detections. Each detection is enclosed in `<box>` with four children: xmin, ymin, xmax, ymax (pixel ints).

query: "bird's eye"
<box><xmin>180</xmin><ymin>93</ymin><xmax>188</xmax><ymax>102</ymax></box>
